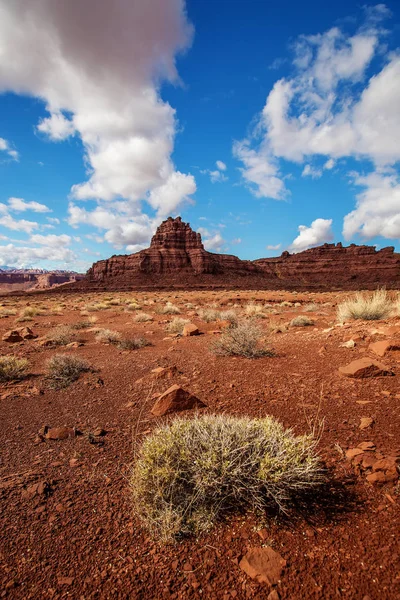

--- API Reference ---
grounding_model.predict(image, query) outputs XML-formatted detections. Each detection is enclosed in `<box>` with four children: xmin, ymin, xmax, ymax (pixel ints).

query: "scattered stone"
<box><xmin>366</xmin><ymin>471</ymin><xmax>388</xmax><ymax>485</ymax></box>
<box><xmin>21</xmin><ymin>480</ymin><xmax>50</xmax><ymax>500</ymax></box>
<box><xmin>45</xmin><ymin>427</ymin><xmax>76</xmax><ymax>440</ymax></box>
<box><xmin>151</xmin><ymin>366</ymin><xmax>177</xmax><ymax>380</ymax></box>
<box><xmin>92</xmin><ymin>427</ymin><xmax>106</xmax><ymax>437</ymax></box>
<box><xmin>341</xmin><ymin>339</ymin><xmax>356</xmax><ymax>348</ymax></box>
<box><xmin>57</xmin><ymin>577</ymin><xmax>74</xmax><ymax>586</ymax></box>
<box><xmin>359</xmin><ymin>417</ymin><xmax>374</xmax><ymax>430</ymax></box>
<box><xmin>69</xmin><ymin>458</ymin><xmax>80</xmax><ymax>467</ymax></box>
<box><xmin>182</xmin><ymin>323</ymin><xmax>200</xmax><ymax>336</ymax></box>
<box><xmin>338</xmin><ymin>358</ymin><xmax>394</xmax><ymax>379</ymax></box>
<box><xmin>239</xmin><ymin>547</ymin><xmax>286</xmax><ymax>586</ymax></box>
<box><xmin>358</xmin><ymin>441</ymin><xmax>376</xmax><ymax>450</ymax></box>
<box><xmin>150</xmin><ymin>384</ymin><xmax>206</xmax><ymax>417</ymax></box>
<box><xmin>369</xmin><ymin>339</ymin><xmax>400</xmax><ymax>357</ymax></box>
<box><xmin>17</xmin><ymin>327</ymin><xmax>37</xmax><ymax>339</ymax></box>
<box><xmin>346</xmin><ymin>448</ymin><xmax>364</xmax><ymax>460</ymax></box>
<box><xmin>2</xmin><ymin>330</ymin><xmax>23</xmax><ymax>343</ymax></box>
<box><xmin>66</xmin><ymin>341</ymin><xmax>84</xmax><ymax>348</ymax></box>
<box><xmin>268</xmin><ymin>590</ymin><xmax>280</xmax><ymax>600</ymax></box>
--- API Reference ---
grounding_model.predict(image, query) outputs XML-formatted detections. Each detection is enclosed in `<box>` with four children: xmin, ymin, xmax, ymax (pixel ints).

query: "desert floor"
<box><xmin>0</xmin><ymin>289</ymin><xmax>399</xmax><ymax>600</ymax></box>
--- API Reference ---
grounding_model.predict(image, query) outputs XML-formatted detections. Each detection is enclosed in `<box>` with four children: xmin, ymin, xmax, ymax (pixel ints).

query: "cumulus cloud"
<box><xmin>201</xmin><ymin>160</ymin><xmax>228</xmax><ymax>183</ymax></box>
<box><xmin>0</xmin><ymin>0</ymin><xmax>196</xmax><ymax>243</ymax></box>
<box><xmin>8</xmin><ymin>197</ymin><xmax>51</xmax><ymax>213</ymax></box>
<box><xmin>266</xmin><ymin>243</ymin><xmax>281</xmax><ymax>250</ymax></box>
<box><xmin>0</xmin><ymin>215</ymin><xmax>39</xmax><ymax>234</ymax></box>
<box><xmin>289</xmin><ymin>218</ymin><xmax>334</xmax><ymax>252</ymax></box>
<box><xmin>233</xmin><ymin>5</ymin><xmax>400</xmax><ymax>243</ymax></box>
<box><xmin>30</xmin><ymin>234</ymin><xmax>71</xmax><ymax>246</ymax></box>
<box><xmin>203</xmin><ymin>232</ymin><xmax>225</xmax><ymax>252</ymax></box>
<box><xmin>343</xmin><ymin>170</ymin><xmax>400</xmax><ymax>240</ymax></box>
<box><xmin>0</xmin><ymin>244</ymin><xmax>76</xmax><ymax>268</ymax></box>
<box><xmin>0</xmin><ymin>137</ymin><xmax>18</xmax><ymax>161</ymax></box>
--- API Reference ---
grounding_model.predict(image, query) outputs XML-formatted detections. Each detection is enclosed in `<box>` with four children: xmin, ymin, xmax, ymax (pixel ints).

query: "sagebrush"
<box><xmin>46</xmin><ymin>354</ymin><xmax>91</xmax><ymax>388</ymax></box>
<box><xmin>132</xmin><ymin>414</ymin><xmax>324</xmax><ymax>541</ymax></box>
<box><xmin>212</xmin><ymin>320</ymin><xmax>273</xmax><ymax>358</ymax></box>
<box><xmin>337</xmin><ymin>289</ymin><xmax>393</xmax><ymax>322</ymax></box>
<box><xmin>0</xmin><ymin>355</ymin><xmax>28</xmax><ymax>382</ymax></box>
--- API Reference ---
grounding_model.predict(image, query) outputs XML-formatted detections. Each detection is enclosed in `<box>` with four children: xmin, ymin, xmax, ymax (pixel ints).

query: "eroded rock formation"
<box><xmin>82</xmin><ymin>217</ymin><xmax>400</xmax><ymax>290</ymax></box>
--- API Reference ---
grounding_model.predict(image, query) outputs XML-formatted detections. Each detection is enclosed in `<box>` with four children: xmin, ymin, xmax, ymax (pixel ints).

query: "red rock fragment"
<box><xmin>45</xmin><ymin>427</ymin><xmax>76</xmax><ymax>440</ymax></box>
<box><xmin>150</xmin><ymin>384</ymin><xmax>206</xmax><ymax>416</ymax></box>
<box><xmin>182</xmin><ymin>323</ymin><xmax>200</xmax><ymax>336</ymax></box>
<box><xmin>338</xmin><ymin>358</ymin><xmax>393</xmax><ymax>378</ymax></box>
<box><xmin>2</xmin><ymin>330</ymin><xmax>23</xmax><ymax>343</ymax></box>
<box><xmin>150</xmin><ymin>366</ymin><xmax>177</xmax><ymax>380</ymax></box>
<box><xmin>369</xmin><ymin>339</ymin><xmax>400</xmax><ymax>357</ymax></box>
<box><xmin>359</xmin><ymin>417</ymin><xmax>374</xmax><ymax>430</ymax></box>
<box><xmin>239</xmin><ymin>546</ymin><xmax>286</xmax><ymax>586</ymax></box>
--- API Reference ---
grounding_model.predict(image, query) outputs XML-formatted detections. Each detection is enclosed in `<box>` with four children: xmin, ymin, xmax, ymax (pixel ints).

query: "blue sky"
<box><xmin>0</xmin><ymin>0</ymin><xmax>399</xmax><ymax>270</ymax></box>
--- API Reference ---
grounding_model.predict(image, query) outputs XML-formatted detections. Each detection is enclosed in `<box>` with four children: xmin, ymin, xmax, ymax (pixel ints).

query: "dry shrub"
<box><xmin>219</xmin><ymin>310</ymin><xmax>238</xmax><ymax>325</ymax></box>
<box><xmin>71</xmin><ymin>320</ymin><xmax>92</xmax><ymax>330</ymax></box>
<box><xmin>197</xmin><ymin>308</ymin><xmax>219</xmax><ymax>322</ymax></box>
<box><xmin>337</xmin><ymin>289</ymin><xmax>393</xmax><ymax>322</ymax></box>
<box><xmin>158</xmin><ymin>302</ymin><xmax>181</xmax><ymax>315</ymax></box>
<box><xmin>135</xmin><ymin>312</ymin><xmax>153</xmax><ymax>323</ymax></box>
<box><xmin>95</xmin><ymin>328</ymin><xmax>122</xmax><ymax>344</ymax></box>
<box><xmin>0</xmin><ymin>307</ymin><xmax>17</xmax><ymax>317</ymax></box>
<box><xmin>290</xmin><ymin>316</ymin><xmax>314</xmax><ymax>327</ymax></box>
<box><xmin>244</xmin><ymin>302</ymin><xmax>264</xmax><ymax>317</ymax></box>
<box><xmin>132</xmin><ymin>414</ymin><xmax>324</xmax><ymax>541</ymax></box>
<box><xmin>125</xmin><ymin>303</ymin><xmax>141</xmax><ymax>312</ymax></box>
<box><xmin>46</xmin><ymin>354</ymin><xmax>91</xmax><ymax>388</ymax></box>
<box><xmin>0</xmin><ymin>355</ymin><xmax>28</xmax><ymax>382</ymax></box>
<box><xmin>16</xmin><ymin>306</ymin><xmax>41</xmax><ymax>322</ymax></box>
<box><xmin>212</xmin><ymin>321</ymin><xmax>273</xmax><ymax>358</ymax></box>
<box><xmin>166</xmin><ymin>317</ymin><xmax>190</xmax><ymax>334</ymax></box>
<box><xmin>45</xmin><ymin>325</ymin><xmax>75</xmax><ymax>346</ymax></box>
<box><xmin>119</xmin><ymin>337</ymin><xmax>151</xmax><ymax>350</ymax></box>
<box><xmin>303</xmin><ymin>303</ymin><xmax>318</xmax><ymax>312</ymax></box>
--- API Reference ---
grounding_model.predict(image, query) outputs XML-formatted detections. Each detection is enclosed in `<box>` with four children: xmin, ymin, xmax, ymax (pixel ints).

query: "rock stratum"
<box><xmin>0</xmin><ymin>271</ymin><xmax>84</xmax><ymax>293</ymax></box>
<box><xmin>77</xmin><ymin>217</ymin><xmax>400</xmax><ymax>291</ymax></box>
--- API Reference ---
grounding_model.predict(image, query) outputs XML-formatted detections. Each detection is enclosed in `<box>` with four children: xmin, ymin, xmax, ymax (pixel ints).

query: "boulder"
<box><xmin>369</xmin><ymin>339</ymin><xmax>400</xmax><ymax>357</ymax></box>
<box><xmin>151</xmin><ymin>384</ymin><xmax>206</xmax><ymax>416</ymax></box>
<box><xmin>338</xmin><ymin>358</ymin><xmax>394</xmax><ymax>378</ymax></box>
<box><xmin>182</xmin><ymin>323</ymin><xmax>200</xmax><ymax>336</ymax></box>
<box><xmin>17</xmin><ymin>327</ymin><xmax>37</xmax><ymax>340</ymax></box>
<box><xmin>2</xmin><ymin>330</ymin><xmax>23</xmax><ymax>343</ymax></box>
<box><xmin>239</xmin><ymin>547</ymin><xmax>286</xmax><ymax>586</ymax></box>
<box><xmin>44</xmin><ymin>427</ymin><xmax>76</xmax><ymax>440</ymax></box>
<box><xmin>151</xmin><ymin>366</ymin><xmax>177</xmax><ymax>380</ymax></box>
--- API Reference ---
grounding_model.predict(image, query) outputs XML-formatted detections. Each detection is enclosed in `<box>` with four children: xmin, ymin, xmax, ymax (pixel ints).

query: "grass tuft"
<box><xmin>337</xmin><ymin>289</ymin><xmax>393</xmax><ymax>322</ymax></box>
<box><xmin>0</xmin><ymin>355</ymin><xmax>28</xmax><ymax>382</ymax></box>
<box><xmin>95</xmin><ymin>329</ymin><xmax>122</xmax><ymax>344</ymax></box>
<box><xmin>131</xmin><ymin>413</ymin><xmax>324</xmax><ymax>541</ymax></box>
<box><xmin>166</xmin><ymin>317</ymin><xmax>190</xmax><ymax>334</ymax></box>
<box><xmin>212</xmin><ymin>320</ymin><xmax>273</xmax><ymax>358</ymax></box>
<box><xmin>45</xmin><ymin>354</ymin><xmax>91</xmax><ymax>388</ymax></box>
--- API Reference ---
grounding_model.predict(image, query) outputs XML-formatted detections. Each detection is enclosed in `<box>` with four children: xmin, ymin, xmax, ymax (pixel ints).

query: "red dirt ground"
<box><xmin>0</xmin><ymin>290</ymin><xmax>399</xmax><ymax>599</ymax></box>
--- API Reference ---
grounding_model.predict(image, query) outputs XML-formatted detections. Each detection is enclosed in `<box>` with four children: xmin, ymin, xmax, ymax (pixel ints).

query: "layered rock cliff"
<box><xmin>82</xmin><ymin>217</ymin><xmax>400</xmax><ymax>290</ymax></box>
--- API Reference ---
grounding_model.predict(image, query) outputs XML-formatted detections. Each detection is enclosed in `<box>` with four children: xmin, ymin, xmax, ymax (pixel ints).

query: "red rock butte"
<box><xmin>76</xmin><ymin>216</ymin><xmax>400</xmax><ymax>291</ymax></box>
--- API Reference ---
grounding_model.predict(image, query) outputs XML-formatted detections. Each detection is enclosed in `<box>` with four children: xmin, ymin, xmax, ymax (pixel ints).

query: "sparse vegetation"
<box><xmin>0</xmin><ymin>307</ymin><xmax>17</xmax><ymax>317</ymax></box>
<box><xmin>132</xmin><ymin>413</ymin><xmax>324</xmax><ymax>541</ymax></box>
<box><xmin>135</xmin><ymin>312</ymin><xmax>153</xmax><ymax>323</ymax></box>
<box><xmin>212</xmin><ymin>320</ymin><xmax>273</xmax><ymax>358</ymax></box>
<box><xmin>118</xmin><ymin>337</ymin><xmax>151</xmax><ymax>350</ymax></box>
<box><xmin>16</xmin><ymin>306</ymin><xmax>41</xmax><ymax>322</ymax></box>
<box><xmin>95</xmin><ymin>328</ymin><xmax>122</xmax><ymax>344</ymax></box>
<box><xmin>166</xmin><ymin>317</ymin><xmax>190</xmax><ymax>334</ymax></box>
<box><xmin>158</xmin><ymin>302</ymin><xmax>181</xmax><ymax>315</ymax></box>
<box><xmin>45</xmin><ymin>354</ymin><xmax>91</xmax><ymax>388</ymax></box>
<box><xmin>197</xmin><ymin>308</ymin><xmax>219</xmax><ymax>322</ymax></box>
<box><xmin>290</xmin><ymin>316</ymin><xmax>314</xmax><ymax>327</ymax></box>
<box><xmin>0</xmin><ymin>355</ymin><xmax>29</xmax><ymax>382</ymax></box>
<box><xmin>45</xmin><ymin>325</ymin><xmax>75</xmax><ymax>346</ymax></box>
<box><xmin>337</xmin><ymin>289</ymin><xmax>393</xmax><ymax>322</ymax></box>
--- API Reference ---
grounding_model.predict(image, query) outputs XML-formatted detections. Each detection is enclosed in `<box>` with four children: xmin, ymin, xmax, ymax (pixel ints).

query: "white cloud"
<box><xmin>232</xmin><ymin>139</ymin><xmax>286</xmax><ymax>200</ymax></box>
<box><xmin>30</xmin><ymin>234</ymin><xmax>72</xmax><ymax>246</ymax></box>
<box><xmin>231</xmin><ymin>238</ymin><xmax>242</xmax><ymax>244</ymax></box>
<box><xmin>0</xmin><ymin>137</ymin><xmax>18</xmax><ymax>161</ymax></box>
<box><xmin>201</xmin><ymin>159</ymin><xmax>228</xmax><ymax>183</ymax></box>
<box><xmin>0</xmin><ymin>0</ymin><xmax>195</xmax><ymax>240</ymax></box>
<box><xmin>302</xmin><ymin>164</ymin><xmax>322</xmax><ymax>179</ymax></box>
<box><xmin>266</xmin><ymin>243</ymin><xmax>281</xmax><ymax>250</ymax></box>
<box><xmin>8</xmin><ymin>197</ymin><xmax>51</xmax><ymax>213</ymax></box>
<box><xmin>324</xmin><ymin>158</ymin><xmax>335</xmax><ymax>170</ymax></box>
<box><xmin>0</xmin><ymin>244</ymin><xmax>76</xmax><ymax>268</ymax></box>
<box><xmin>203</xmin><ymin>232</ymin><xmax>225</xmax><ymax>252</ymax></box>
<box><xmin>46</xmin><ymin>217</ymin><xmax>60</xmax><ymax>225</ymax></box>
<box><xmin>0</xmin><ymin>215</ymin><xmax>39</xmax><ymax>234</ymax></box>
<box><xmin>289</xmin><ymin>218</ymin><xmax>334</xmax><ymax>252</ymax></box>
<box><xmin>216</xmin><ymin>160</ymin><xmax>227</xmax><ymax>171</ymax></box>
<box><xmin>343</xmin><ymin>170</ymin><xmax>400</xmax><ymax>240</ymax></box>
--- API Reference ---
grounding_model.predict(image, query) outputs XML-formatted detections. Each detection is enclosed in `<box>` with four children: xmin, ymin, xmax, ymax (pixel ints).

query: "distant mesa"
<box><xmin>0</xmin><ymin>269</ymin><xmax>84</xmax><ymax>292</ymax></box>
<box><xmin>77</xmin><ymin>216</ymin><xmax>400</xmax><ymax>291</ymax></box>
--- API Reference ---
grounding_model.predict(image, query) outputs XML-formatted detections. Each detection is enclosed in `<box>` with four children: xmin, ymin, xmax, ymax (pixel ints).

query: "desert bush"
<box><xmin>95</xmin><ymin>328</ymin><xmax>122</xmax><ymax>344</ymax></box>
<box><xmin>303</xmin><ymin>303</ymin><xmax>318</xmax><ymax>312</ymax></box>
<box><xmin>166</xmin><ymin>317</ymin><xmax>190</xmax><ymax>334</ymax></box>
<box><xmin>158</xmin><ymin>302</ymin><xmax>181</xmax><ymax>315</ymax></box>
<box><xmin>337</xmin><ymin>289</ymin><xmax>393</xmax><ymax>322</ymax></box>
<box><xmin>244</xmin><ymin>302</ymin><xmax>264</xmax><ymax>317</ymax></box>
<box><xmin>219</xmin><ymin>310</ymin><xmax>238</xmax><ymax>326</ymax></box>
<box><xmin>125</xmin><ymin>303</ymin><xmax>141</xmax><ymax>312</ymax></box>
<box><xmin>85</xmin><ymin>302</ymin><xmax>110</xmax><ymax>312</ymax></box>
<box><xmin>0</xmin><ymin>355</ymin><xmax>28</xmax><ymax>382</ymax></box>
<box><xmin>46</xmin><ymin>354</ymin><xmax>91</xmax><ymax>388</ymax></box>
<box><xmin>212</xmin><ymin>321</ymin><xmax>273</xmax><ymax>358</ymax></box>
<box><xmin>71</xmin><ymin>320</ymin><xmax>91</xmax><ymax>330</ymax></box>
<box><xmin>132</xmin><ymin>413</ymin><xmax>324</xmax><ymax>541</ymax></box>
<box><xmin>135</xmin><ymin>312</ymin><xmax>153</xmax><ymax>323</ymax></box>
<box><xmin>16</xmin><ymin>306</ymin><xmax>41</xmax><ymax>322</ymax></box>
<box><xmin>197</xmin><ymin>308</ymin><xmax>220</xmax><ymax>322</ymax></box>
<box><xmin>0</xmin><ymin>307</ymin><xmax>17</xmax><ymax>317</ymax></box>
<box><xmin>45</xmin><ymin>325</ymin><xmax>75</xmax><ymax>346</ymax></box>
<box><xmin>119</xmin><ymin>337</ymin><xmax>151</xmax><ymax>350</ymax></box>
<box><xmin>290</xmin><ymin>316</ymin><xmax>314</xmax><ymax>327</ymax></box>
